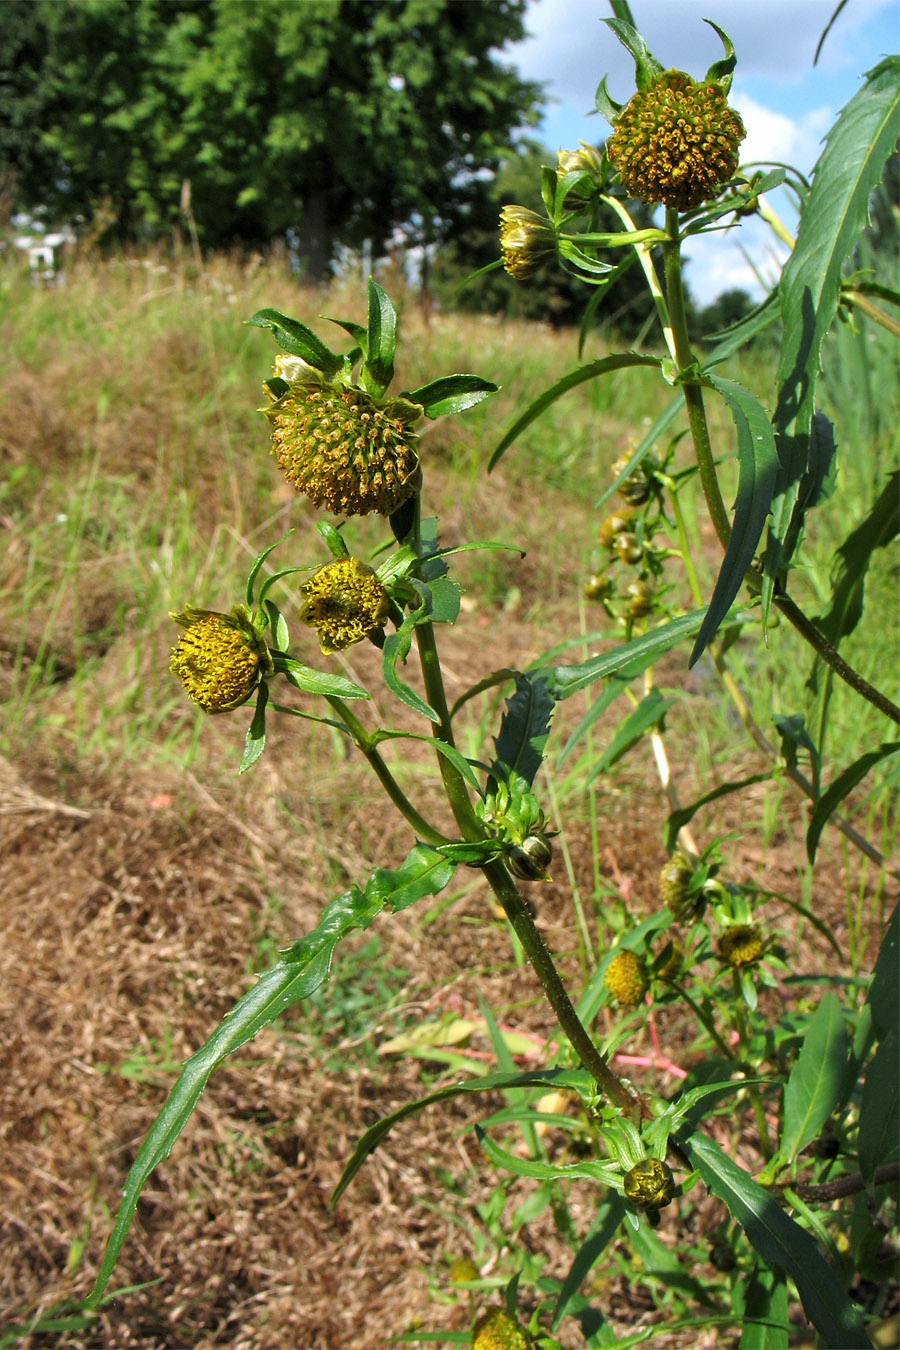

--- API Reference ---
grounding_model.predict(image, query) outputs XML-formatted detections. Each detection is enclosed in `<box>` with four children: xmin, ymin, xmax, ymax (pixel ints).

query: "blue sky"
<box><xmin>506</xmin><ymin>0</ymin><xmax>899</xmax><ymax>304</ymax></box>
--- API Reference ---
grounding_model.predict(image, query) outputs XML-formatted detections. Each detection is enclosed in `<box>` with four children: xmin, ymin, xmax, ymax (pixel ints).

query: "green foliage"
<box><xmin>9</xmin><ymin>0</ymin><xmax>540</xmax><ymax>270</ymax></box>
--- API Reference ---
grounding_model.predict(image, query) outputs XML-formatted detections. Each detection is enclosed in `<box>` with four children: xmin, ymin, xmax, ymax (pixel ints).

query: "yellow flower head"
<box><xmin>472</xmin><ymin>1307</ymin><xmax>529</xmax><ymax>1350</ymax></box>
<box><xmin>623</xmin><ymin>1157</ymin><xmax>676</xmax><ymax>1211</ymax></box>
<box><xmin>299</xmin><ymin>556</ymin><xmax>390</xmax><ymax>654</ymax></box>
<box><xmin>499</xmin><ymin>205</ymin><xmax>556</xmax><ymax>280</ymax></box>
<box><xmin>605</xmin><ymin>949</ymin><xmax>649</xmax><ymax>1006</ymax></box>
<box><xmin>263</xmin><ymin>365</ymin><xmax>421</xmax><ymax>517</ymax></box>
<box><xmin>608</xmin><ymin>70</ymin><xmax>745</xmax><ymax>212</ymax></box>
<box><xmin>718</xmin><ymin>923</ymin><xmax>765</xmax><ymax>968</ymax></box>
<box><xmin>169</xmin><ymin>605</ymin><xmax>272</xmax><ymax>713</ymax></box>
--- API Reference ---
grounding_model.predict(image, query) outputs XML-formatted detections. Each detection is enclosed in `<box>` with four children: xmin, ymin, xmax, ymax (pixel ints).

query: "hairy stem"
<box><xmin>774</xmin><ymin>592</ymin><xmax>900</xmax><ymax>724</ymax></box>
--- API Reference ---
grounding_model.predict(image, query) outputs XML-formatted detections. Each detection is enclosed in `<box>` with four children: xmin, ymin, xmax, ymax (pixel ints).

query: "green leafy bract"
<box><xmin>88</xmin><ymin>844</ymin><xmax>458</xmax><ymax>1306</ymax></box>
<box><xmin>491</xmin><ymin>673</ymin><xmax>555</xmax><ymax>790</ymax></box>
<box><xmin>402</xmin><ymin>373</ymin><xmax>499</xmax><ymax>419</ymax></box>
<box><xmin>245</xmin><ymin>308</ymin><xmax>344</xmax><ymax>377</ymax></box>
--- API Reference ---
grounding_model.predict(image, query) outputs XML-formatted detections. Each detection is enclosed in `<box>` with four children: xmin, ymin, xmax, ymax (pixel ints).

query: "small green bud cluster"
<box><xmin>585</xmin><ymin>451</ymin><xmax>665</xmax><ymax>623</ymax></box>
<box><xmin>478</xmin><ymin>776</ymin><xmax>555</xmax><ymax>881</ymax></box>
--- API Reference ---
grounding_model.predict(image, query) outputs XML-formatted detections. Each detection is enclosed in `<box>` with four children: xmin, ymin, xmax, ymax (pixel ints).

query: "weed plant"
<box><xmin>2</xmin><ymin>9</ymin><xmax>898</xmax><ymax>1347</ymax></box>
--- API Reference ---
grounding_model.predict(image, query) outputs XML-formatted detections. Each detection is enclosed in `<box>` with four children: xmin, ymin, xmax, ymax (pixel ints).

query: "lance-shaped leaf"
<box><xmin>245</xmin><ymin>308</ymin><xmax>344</xmax><ymax>377</ymax></box>
<box><xmin>806</xmin><ymin>742</ymin><xmax>900</xmax><ymax>862</ymax></box>
<box><xmin>278</xmin><ymin>657</ymin><xmax>369</xmax><ymax>701</ymax></box>
<box><xmin>763</xmin><ymin>57</ymin><xmax>900</xmax><ymax>620</ymax></box>
<box><xmin>677</xmin><ymin>1129</ymin><xmax>873</xmax><ymax>1348</ymax></box>
<box><xmin>332</xmin><ymin>1067</ymin><xmax>592</xmax><ymax>1204</ymax></box>
<box><xmin>552</xmin><ymin>1193</ymin><xmax>627</xmax><ymax>1330</ymax></box>
<box><xmin>88</xmin><ymin>844</ymin><xmax>457</xmax><ymax>1307</ymax></box>
<box><xmin>664</xmin><ymin>771</ymin><xmax>772</xmax><ymax>853</ymax></box>
<box><xmin>239</xmin><ymin>682</ymin><xmax>269</xmax><ymax>773</ymax></box>
<box><xmin>580</xmin><ymin>689</ymin><xmax>672</xmax><ymax>789</ymax></box>
<box><xmin>858</xmin><ymin>1029</ymin><xmax>900</xmax><ymax>1184</ymax></box>
<box><xmin>489</xmin><ymin>354</ymin><xmax>661</xmax><ymax>470</ymax></box>
<box><xmin>690</xmin><ymin>375</ymin><xmax>778</xmax><ymax>665</ymax></box>
<box><xmin>491</xmin><ymin>673</ymin><xmax>555</xmax><ymax>789</ymax></box>
<box><xmin>777</xmin><ymin>991</ymin><xmax>850</xmax><ymax>1169</ymax></box>
<box><xmin>363</xmin><ymin>276</ymin><xmax>396</xmax><ymax>395</ymax></box>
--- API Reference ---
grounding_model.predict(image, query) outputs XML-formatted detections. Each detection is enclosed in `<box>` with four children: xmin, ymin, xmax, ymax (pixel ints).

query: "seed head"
<box><xmin>499</xmin><ymin>205</ymin><xmax>556</xmax><ymax>280</ymax></box>
<box><xmin>471</xmin><ymin>1307</ymin><xmax>529</xmax><ymax>1350</ymax></box>
<box><xmin>299</xmin><ymin>557</ymin><xmax>390</xmax><ymax>654</ymax></box>
<box><xmin>605</xmin><ymin>950</ymin><xmax>649</xmax><ymax>1006</ymax></box>
<box><xmin>264</xmin><ymin>371</ymin><xmax>420</xmax><ymax>517</ymax></box>
<box><xmin>718</xmin><ymin>923</ymin><xmax>764</xmax><ymax>968</ymax></box>
<box><xmin>169</xmin><ymin>605</ymin><xmax>271</xmax><ymax>714</ymax></box>
<box><xmin>608</xmin><ymin>70</ymin><xmax>745</xmax><ymax>212</ymax></box>
<box><xmin>623</xmin><ymin>1157</ymin><xmax>676</xmax><ymax>1211</ymax></box>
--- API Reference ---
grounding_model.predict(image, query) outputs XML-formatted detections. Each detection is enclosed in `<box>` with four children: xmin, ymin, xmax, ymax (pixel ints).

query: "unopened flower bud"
<box><xmin>623</xmin><ymin>1157</ymin><xmax>676</xmax><ymax>1211</ymax></box>
<box><xmin>169</xmin><ymin>605</ymin><xmax>272</xmax><ymax>714</ymax></box>
<box><xmin>598</xmin><ymin>508</ymin><xmax>635</xmax><ymax>548</ymax></box>
<box><xmin>299</xmin><ymin>557</ymin><xmax>390</xmax><ymax>653</ymax></box>
<box><xmin>583</xmin><ymin>573</ymin><xmax>614</xmax><ymax>603</ymax></box>
<box><xmin>608</xmin><ymin>70</ymin><xmax>745</xmax><ymax>212</ymax></box>
<box><xmin>612</xmin><ymin>451</ymin><xmax>658</xmax><ymax>506</ymax></box>
<box><xmin>614</xmin><ymin>532</ymin><xmax>643</xmax><ymax>566</ymax></box>
<box><xmin>659</xmin><ymin>851</ymin><xmax>705</xmax><ymax>923</ymax></box>
<box><xmin>605</xmin><ymin>950</ymin><xmax>649</xmax><ymax>1006</ymax></box>
<box><xmin>718</xmin><ymin>923</ymin><xmax>764</xmax><ymax>968</ymax></box>
<box><xmin>472</xmin><ymin>1307</ymin><xmax>529</xmax><ymax>1350</ymax></box>
<box><xmin>506</xmin><ymin>832</ymin><xmax>553</xmax><ymax>881</ymax></box>
<box><xmin>499</xmin><ymin>205</ymin><xmax>556</xmax><ymax>280</ymax></box>
<box><xmin>625</xmin><ymin>577</ymin><xmax>655</xmax><ymax>618</ymax></box>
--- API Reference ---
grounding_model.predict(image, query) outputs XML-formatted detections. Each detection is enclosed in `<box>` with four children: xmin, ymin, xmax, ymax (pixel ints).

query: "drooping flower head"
<box><xmin>299</xmin><ymin>556</ymin><xmax>390</xmax><ymax>654</ymax></box>
<box><xmin>169</xmin><ymin>605</ymin><xmax>273</xmax><ymax>713</ymax></box>
<box><xmin>599</xmin><ymin>19</ymin><xmax>745</xmax><ymax>213</ymax></box>
<box><xmin>623</xmin><ymin>1157</ymin><xmax>676</xmax><ymax>1212</ymax></box>
<box><xmin>499</xmin><ymin>205</ymin><xmax>557</xmax><ymax>280</ymax></box>
<box><xmin>718</xmin><ymin>922</ymin><xmax>765</xmax><ymax>968</ymax></box>
<box><xmin>264</xmin><ymin>361</ymin><xmax>422</xmax><ymax>517</ymax></box>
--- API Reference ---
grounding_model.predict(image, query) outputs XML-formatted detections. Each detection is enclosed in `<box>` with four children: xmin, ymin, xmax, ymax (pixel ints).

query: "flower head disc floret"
<box><xmin>264</xmin><ymin>367</ymin><xmax>421</xmax><ymax>517</ymax></box>
<box><xmin>169</xmin><ymin>605</ymin><xmax>272</xmax><ymax>713</ymax></box>
<box><xmin>605</xmin><ymin>949</ymin><xmax>649</xmax><ymax>1006</ymax></box>
<box><xmin>608</xmin><ymin>70</ymin><xmax>745</xmax><ymax>212</ymax></box>
<box><xmin>472</xmin><ymin>1307</ymin><xmax>530</xmax><ymax>1350</ymax></box>
<box><xmin>718</xmin><ymin>922</ymin><xmax>765</xmax><ymax>968</ymax></box>
<box><xmin>300</xmin><ymin>556</ymin><xmax>390</xmax><ymax>654</ymax></box>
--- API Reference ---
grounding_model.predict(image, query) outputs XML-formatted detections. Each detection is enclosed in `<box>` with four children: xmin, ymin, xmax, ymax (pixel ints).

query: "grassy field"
<box><xmin>0</xmin><ymin>251</ymin><xmax>896</xmax><ymax>1347</ymax></box>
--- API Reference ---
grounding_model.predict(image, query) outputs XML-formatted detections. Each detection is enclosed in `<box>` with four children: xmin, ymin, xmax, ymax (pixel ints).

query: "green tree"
<box><xmin>7</xmin><ymin>0</ymin><xmax>541</xmax><ymax>273</ymax></box>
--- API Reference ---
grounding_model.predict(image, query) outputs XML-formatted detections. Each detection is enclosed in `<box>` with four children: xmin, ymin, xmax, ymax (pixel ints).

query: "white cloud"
<box><xmin>732</xmin><ymin>90</ymin><xmax>834</xmax><ymax>176</ymax></box>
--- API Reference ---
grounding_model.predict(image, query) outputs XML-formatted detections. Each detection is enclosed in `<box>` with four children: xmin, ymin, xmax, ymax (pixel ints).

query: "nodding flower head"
<box><xmin>299</xmin><ymin>556</ymin><xmax>390</xmax><ymax>654</ymax></box>
<box><xmin>623</xmin><ymin>1157</ymin><xmax>676</xmax><ymax>1212</ymax></box>
<box><xmin>718</xmin><ymin>922</ymin><xmax>765</xmax><ymax>968</ymax></box>
<box><xmin>263</xmin><ymin>364</ymin><xmax>421</xmax><ymax>517</ymax></box>
<box><xmin>471</xmin><ymin>1306</ymin><xmax>530</xmax><ymax>1350</ymax></box>
<box><xmin>659</xmin><ymin>850</ymin><xmax>705</xmax><ymax>923</ymax></box>
<box><xmin>608</xmin><ymin>70</ymin><xmax>745</xmax><ymax>212</ymax></box>
<box><xmin>169</xmin><ymin>605</ymin><xmax>272</xmax><ymax>713</ymax></box>
<box><xmin>499</xmin><ymin>205</ymin><xmax>556</xmax><ymax>280</ymax></box>
<box><xmin>605</xmin><ymin>949</ymin><xmax>649</xmax><ymax>1006</ymax></box>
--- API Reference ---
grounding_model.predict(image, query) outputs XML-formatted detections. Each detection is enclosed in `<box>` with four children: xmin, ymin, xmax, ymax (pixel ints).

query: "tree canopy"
<box><xmin>4</xmin><ymin>0</ymin><xmax>542</xmax><ymax>274</ymax></box>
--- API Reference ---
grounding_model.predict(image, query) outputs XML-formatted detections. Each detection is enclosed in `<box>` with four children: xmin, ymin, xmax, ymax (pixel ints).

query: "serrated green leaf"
<box><xmin>544</xmin><ymin>608</ymin><xmax>752</xmax><ymax>701</ymax></box>
<box><xmin>779</xmin><ymin>992</ymin><xmax>849</xmax><ymax>1166</ymax></box>
<box><xmin>279</xmin><ymin>658</ymin><xmax>369</xmax><ymax>701</ymax></box>
<box><xmin>331</xmin><ymin>1067</ymin><xmax>592</xmax><ymax>1205</ymax></box>
<box><xmin>764</xmin><ymin>57</ymin><xmax>900</xmax><ymax>618</ymax></box>
<box><xmin>365</xmin><ymin>842</ymin><xmax>456</xmax><ymax>913</ymax></box>
<box><xmin>552</xmin><ymin>1193</ymin><xmax>626</xmax><ymax>1331</ymax></box>
<box><xmin>491</xmin><ymin>673</ymin><xmax>555</xmax><ymax>788</ymax></box>
<box><xmin>239</xmin><ymin>682</ymin><xmax>268</xmax><ymax>773</ymax></box>
<box><xmin>738</xmin><ymin>1262</ymin><xmax>790</xmax><ymax>1349</ymax></box>
<box><xmin>401</xmin><ymin>373</ymin><xmax>498</xmax><ymax>419</ymax></box>
<box><xmin>806</xmin><ymin>742</ymin><xmax>899</xmax><ymax>862</ymax></box>
<box><xmin>664</xmin><ymin>772</ymin><xmax>772</xmax><ymax>853</ymax></box>
<box><xmin>602</xmin><ymin>17</ymin><xmax>664</xmax><ymax>90</ymax></box>
<box><xmin>690</xmin><ymin>375</ymin><xmax>778</xmax><ymax>665</ymax></box>
<box><xmin>813</xmin><ymin>471</ymin><xmax>899</xmax><ymax>650</ymax></box>
<box><xmin>858</xmin><ymin>1029</ymin><xmax>900</xmax><ymax>1184</ymax></box>
<box><xmin>489</xmin><ymin>354</ymin><xmax>660</xmax><ymax>470</ymax></box>
<box><xmin>416</xmin><ymin>575</ymin><xmax>461</xmax><ymax>625</ymax></box>
<box><xmin>382</xmin><ymin>612</ymin><xmax>440</xmax><ymax>723</ymax></box>
<box><xmin>372</xmin><ymin>729</ymin><xmax>482</xmax><ymax>791</ymax></box>
<box><xmin>245</xmin><ymin>308</ymin><xmax>343</xmax><ymax>376</ymax></box>
<box><xmin>364</xmin><ymin>277</ymin><xmax>395</xmax><ymax>393</ymax></box>
<box><xmin>678</xmin><ymin>1129</ymin><xmax>872</xmax><ymax>1348</ymax></box>
<box><xmin>867</xmin><ymin>903</ymin><xmax>899</xmax><ymax>1041</ymax></box>
<box><xmin>779</xmin><ymin>411</ymin><xmax>838</xmax><ymax>571</ymax></box>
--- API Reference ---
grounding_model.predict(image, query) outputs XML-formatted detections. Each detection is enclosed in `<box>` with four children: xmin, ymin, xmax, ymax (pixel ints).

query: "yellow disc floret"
<box><xmin>605</xmin><ymin>949</ymin><xmax>649</xmax><ymax>1006</ymax></box>
<box><xmin>300</xmin><ymin>556</ymin><xmax>390</xmax><ymax>654</ymax></box>
<box><xmin>472</xmin><ymin>1307</ymin><xmax>529</xmax><ymax>1350</ymax></box>
<box><xmin>169</xmin><ymin>605</ymin><xmax>270</xmax><ymax>713</ymax></box>
<box><xmin>718</xmin><ymin>923</ymin><xmax>764</xmax><ymax>968</ymax></box>
<box><xmin>608</xmin><ymin>70</ymin><xmax>745</xmax><ymax>212</ymax></box>
<box><xmin>264</xmin><ymin>373</ymin><xmax>421</xmax><ymax>517</ymax></box>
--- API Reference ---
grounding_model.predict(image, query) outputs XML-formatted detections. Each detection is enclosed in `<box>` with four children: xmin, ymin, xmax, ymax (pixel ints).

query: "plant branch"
<box><xmin>774</xmin><ymin>593</ymin><xmax>900</xmax><ymax>724</ymax></box>
<box><xmin>789</xmin><ymin>1160</ymin><xmax>900</xmax><ymax>1202</ymax></box>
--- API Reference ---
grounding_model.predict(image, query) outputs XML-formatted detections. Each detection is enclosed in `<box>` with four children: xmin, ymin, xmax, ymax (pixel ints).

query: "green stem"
<box><xmin>663</xmin><ymin>210</ymin><xmax>732</xmax><ymax>551</ymax></box>
<box><xmin>325</xmin><ymin>695</ymin><xmax>452</xmax><ymax>846</ymax></box>
<box><xmin>842</xmin><ymin>288</ymin><xmax>900</xmax><ymax>338</ymax></box>
<box><xmin>774</xmin><ymin>593</ymin><xmax>900</xmax><ymax>724</ymax></box>
<box><xmin>414</xmin><ymin>618</ymin><xmax>641</xmax><ymax>1114</ymax></box>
